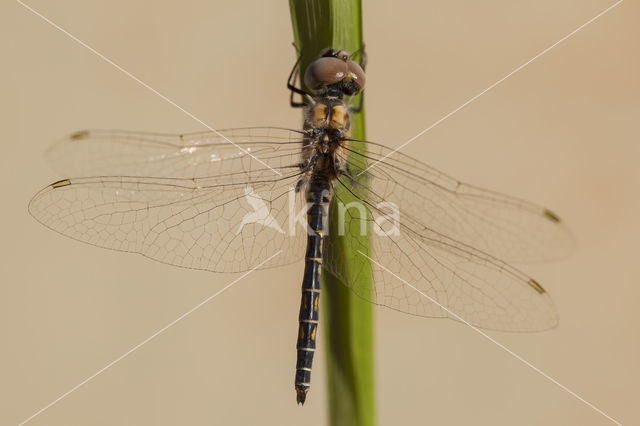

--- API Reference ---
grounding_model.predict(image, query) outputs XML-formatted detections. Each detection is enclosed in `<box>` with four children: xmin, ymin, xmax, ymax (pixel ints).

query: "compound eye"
<box><xmin>304</xmin><ymin>57</ymin><xmax>348</xmax><ymax>91</ymax></box>
<box><xmin>346</xmin><ymin>60</ymin><xmax>366</xmax><ymax>91</ymax></box>
<box><xmin>337</xmin><ymin>50</ymin><xmax>350</xmax><ymax>61</ymax></box>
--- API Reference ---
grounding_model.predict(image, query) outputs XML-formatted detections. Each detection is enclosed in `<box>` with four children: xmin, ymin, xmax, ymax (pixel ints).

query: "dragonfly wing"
<box><xmin>338</xmin><ymin>141</ymin><xmax>575</xmax><ymax>263</ymax></box>
<box><xmin>29</xmin><ymin>168</ymin><xmax>307</xmax><ymax>274</ymax></box>
<box><xmin>321</xmin><ymin>176</ymin><xmax>558</xmax><ymax>332</ymax></box>
<box><xmin>46</xmin><ymin>128</ymin><xmax>307</xmax><ymax>178</ymax></box>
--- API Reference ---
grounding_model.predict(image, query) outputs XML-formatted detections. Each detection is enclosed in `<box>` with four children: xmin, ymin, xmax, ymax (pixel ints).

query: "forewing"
<box><xmin>339</xmin><ymin>141</ymin><xmax>574</xmax><ymax>263</ymax></box>
<box><xmin>46</xmin><ymin>127</ymin><xmax>307</xmax><ymax>178</ymax></box>
<box><xmin>30</xmin><ymin>128</ymin><xmax>310</xmax><ymax>273</ymax></box>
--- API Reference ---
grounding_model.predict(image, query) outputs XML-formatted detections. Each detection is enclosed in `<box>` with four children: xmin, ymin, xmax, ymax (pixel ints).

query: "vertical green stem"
<box><xmin>289</xmin><ymin>2</ymin><xmax>374</xmax><ymax>426</ymax></box>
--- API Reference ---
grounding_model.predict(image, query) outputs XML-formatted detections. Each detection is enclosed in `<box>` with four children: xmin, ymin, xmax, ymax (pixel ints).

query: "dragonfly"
<box><xmin>29</xmin><ymin>48</ymin><xmax>574</xmax><ymax>405</ymax></box>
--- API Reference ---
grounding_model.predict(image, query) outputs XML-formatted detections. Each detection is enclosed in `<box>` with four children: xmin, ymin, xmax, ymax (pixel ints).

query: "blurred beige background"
<box><xmin>2</xmin><ymin>0</ymin><xmax>638</xmax><ymax>425</ymax></box>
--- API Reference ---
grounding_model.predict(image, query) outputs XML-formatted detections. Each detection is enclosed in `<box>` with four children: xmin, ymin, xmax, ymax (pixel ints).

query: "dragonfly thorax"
<box><xmin>301</xmin><ymin>98</ymin><xmax>351</xmax><ymax>182</ymax></box>
<box><xmin>304</xmin><ymin>99</ymin><xmax>351</xmax><ymax>133</ymax></box>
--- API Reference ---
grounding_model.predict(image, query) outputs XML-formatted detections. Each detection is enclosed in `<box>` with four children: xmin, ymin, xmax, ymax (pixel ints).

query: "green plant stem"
<box><xmin>288</xmin><ymin>2</ymin><xmax>374</xmax><ymax>426</ymax></box>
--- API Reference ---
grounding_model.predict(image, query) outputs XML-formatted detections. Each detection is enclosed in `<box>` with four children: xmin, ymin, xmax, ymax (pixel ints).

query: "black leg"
<box><xmin>349</xmin><ymin>92</ymin><xmax>364</xmax><ymax>114</ymax></box>
<box><xmin>287</xmin><ymin>49</ymin><xmax>310</xmax><ymax>108</ymax></box>
<box><xmin>348</xmin><ymin>45</ymin><xmax>366</xmax><ymax>114</ymax></box>
<box><xmin>351</xmin><ymin>44</ymin><xmax>367</xmax><ymax>71</ymax></box>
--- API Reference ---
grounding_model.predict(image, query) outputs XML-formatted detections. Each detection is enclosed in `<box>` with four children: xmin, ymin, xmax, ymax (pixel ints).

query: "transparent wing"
<box><xmin>30</xmin><ymin>128</ymin><xmax>310</xmax><ymax>272</ymax></box>
<box><xmin>45</xmin><ymin>127</ymin><xmax>307</xmax><ymax>178</ymax></box>
<box><xmin>339</xmin><ymin>140</ymin><xmax>575</xmax><ymax>263</ymax></box>
<box><xmin>31</xmin><ymin>128</ymin><xmax>567</xmax><ymax>329</ymax></box>
<box><xmin>324</xmin><ymin>176</ymin><xmax>558</xmax><ymax>332</ymax></box>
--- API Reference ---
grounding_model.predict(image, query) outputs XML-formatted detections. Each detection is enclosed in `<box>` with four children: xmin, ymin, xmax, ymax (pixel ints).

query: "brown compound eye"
<box><xmin>304</xmin><ymin>57</ymin><xmax>349</xmax><ymax>91</ymax></box>
<box><xmin>346</xmin><ymin>60</ymin><xmax>366</xmax><ymax>92</ymax></box>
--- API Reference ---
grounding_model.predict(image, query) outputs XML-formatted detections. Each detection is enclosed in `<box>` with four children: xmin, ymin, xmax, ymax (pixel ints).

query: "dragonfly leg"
<box><xmin>287</xmin><ymin>48</ymin><xmax>310</xmax><ymax>108</ymax></box>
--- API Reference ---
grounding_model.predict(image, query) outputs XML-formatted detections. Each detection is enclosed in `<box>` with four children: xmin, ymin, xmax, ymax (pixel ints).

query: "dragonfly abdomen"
<box><xmin>295</xmin><ymin>178</ymin><xmax>332</xmax><ymax>405</ymax></box>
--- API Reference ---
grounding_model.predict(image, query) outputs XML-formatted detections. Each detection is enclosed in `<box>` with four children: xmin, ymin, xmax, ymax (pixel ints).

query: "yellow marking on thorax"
<box><xmin>329</xmin><ymin>104</ymin><xmax>349</xmax><ymax>130</ymax></box>
<box><xmin>342</xmin><ymin>136</ymin><xmax>350</xmax><ymax>152</ymax></box>
<box><xmin>309</xmin><ymin>104</ymin><xmax>328</xmax><ymax>128</ymax></box>
<box><xmin>307</xmin><ymin>103</ymin><xmax>351</xmax><ymax>132</ymax></box>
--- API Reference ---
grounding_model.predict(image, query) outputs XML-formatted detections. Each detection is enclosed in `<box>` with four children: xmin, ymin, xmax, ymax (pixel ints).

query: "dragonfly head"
<box><xmin>304</xmin><ymin>49</ymin><xmax>366</xmax><ymax>98</ymax></box>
